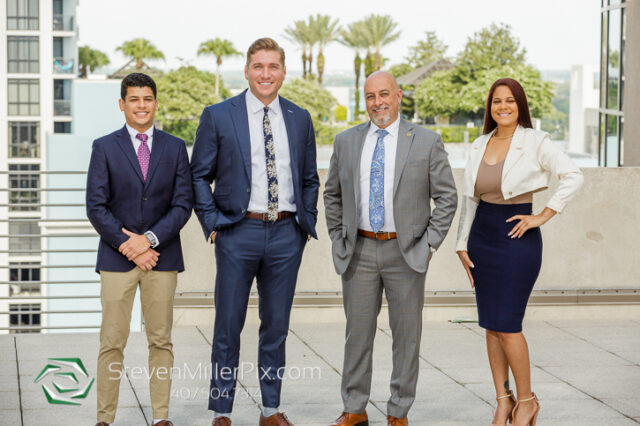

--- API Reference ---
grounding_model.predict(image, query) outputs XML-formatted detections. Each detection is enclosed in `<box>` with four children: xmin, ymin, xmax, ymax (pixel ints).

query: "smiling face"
<box><xmin>245</xmin><ymin>49</ymin><xmax>286</xmax><ymax>105</ymax></box>
<box><xmin>490</xmin><ymin>85</ymin><xmax>519</xmax><ymax>129</ymax></box>
<box><xmin>119</xmin><ymin>86</ymin><xmax>157</xmax><ymax>133</ymax></box>
<box><xmin>364</xmin><ymin>71</ymin><xmax>402</xmax><ymax>129</ymax></box>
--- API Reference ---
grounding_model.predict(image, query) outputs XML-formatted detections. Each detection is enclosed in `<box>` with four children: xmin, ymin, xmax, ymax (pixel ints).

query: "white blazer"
<box><xmin>455</xmin><ymin>125</ymin><xmax>584</xmax><ymax>252</ymax></box>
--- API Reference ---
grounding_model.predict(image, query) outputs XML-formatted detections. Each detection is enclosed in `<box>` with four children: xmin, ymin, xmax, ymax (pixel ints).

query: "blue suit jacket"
<box><xmin>86</xmin><ymin>126</ymin><xmax>193</xmax><ymax>272</ymax></box>
<box><xmin>190</xmin><ymin>91</ymin><xmax>319</xmax><ymax>239</ymax></box>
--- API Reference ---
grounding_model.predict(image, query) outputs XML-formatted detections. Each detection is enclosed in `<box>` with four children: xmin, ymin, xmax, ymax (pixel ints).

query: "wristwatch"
<box><xmin>144</xmin><ymin>231</ymin><xmax>158</xmax><ymax>248</ymax></box>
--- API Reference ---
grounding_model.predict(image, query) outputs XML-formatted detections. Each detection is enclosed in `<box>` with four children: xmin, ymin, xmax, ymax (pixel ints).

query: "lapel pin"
<box><xmin>406</xmin><ymin>132</ymin><xmax>411</xmax><ymax>137</ymax></box>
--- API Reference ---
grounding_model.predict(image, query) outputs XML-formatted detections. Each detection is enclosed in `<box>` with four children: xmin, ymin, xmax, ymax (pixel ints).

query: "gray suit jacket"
<box><xmin>324</xmin><ymin>119</ymin><xmax>458</xmax><ymax>274</ymax></box>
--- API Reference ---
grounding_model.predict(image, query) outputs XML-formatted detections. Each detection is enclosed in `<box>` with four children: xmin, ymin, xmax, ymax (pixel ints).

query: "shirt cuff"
<box><xmin>144</xmin><ymin>231</ymin><xmax>159</xmax><ymax>248</ymax></box>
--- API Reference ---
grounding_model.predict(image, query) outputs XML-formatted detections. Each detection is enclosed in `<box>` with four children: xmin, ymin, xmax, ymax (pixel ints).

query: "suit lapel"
<box><xmin>393</xmin><ymin>120</ymin><xmax>414</xmax><ymax>194</ymax></box>
<box><xmin>280</xmin><ymin>97</ymin><xmax>299</xmax><ymax>187</ymax></box>
<box><xmin>502</xmin><ymin>125</ymin><xmax>525</xmax><ymax>183</ymax></box>
<box><xmin>353</xmin><ymin>123</ymin><xmax>370</xmax><ymax>203</ymax></box>
<box><xmin>144</xmin><ymin>128</ymin><xmax>166</xmax><ymax>188</ymax></box>
<box><xmin>115</xmin><ymin>125</ymin><xmax>144</xmax><ymax>184</ymax></box>
<box><xmin>230</xmin><ymin>91</ymin><xmax>252</xmax><ymax>181</ymax></box>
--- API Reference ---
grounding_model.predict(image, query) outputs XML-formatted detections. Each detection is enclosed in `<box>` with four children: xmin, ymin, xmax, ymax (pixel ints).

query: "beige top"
<box><xmin>475</xmin><ymin>159</ymin><xmax>533</xmax><ymax>204</ymax></box>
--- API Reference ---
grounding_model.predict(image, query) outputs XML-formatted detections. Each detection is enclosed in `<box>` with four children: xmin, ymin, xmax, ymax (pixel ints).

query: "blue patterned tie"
<box><xmin>263</xmin><ymin>107</ymin><xmax>279</xmax><ymax>221</ymax></box>
<box><xmin>369</xmin><ymin>129</ymin><xmax>388</xmax><ymax>233</ymax></box>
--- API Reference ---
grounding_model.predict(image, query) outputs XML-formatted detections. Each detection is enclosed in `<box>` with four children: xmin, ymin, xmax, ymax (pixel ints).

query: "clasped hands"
<box><xmin>118</xmin><ymin>228</ymin><xmax>158</xmax><ymax>271</ymax></box>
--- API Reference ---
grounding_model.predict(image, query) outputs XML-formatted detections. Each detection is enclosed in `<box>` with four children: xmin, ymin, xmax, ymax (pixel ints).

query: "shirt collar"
<box><xmin>126</xmin><ymin>123</ymin><xmax>154</xmax><ymax>139</ymax></box>
<box><xmin>246</xmin><ymin>89</ymin><xmax>281</xmax><ymax>115</ymax></box>
<box><xmin>368</xmin><ymin>114</ymin><xmax>400</xmax><ymax>139</ymax></box>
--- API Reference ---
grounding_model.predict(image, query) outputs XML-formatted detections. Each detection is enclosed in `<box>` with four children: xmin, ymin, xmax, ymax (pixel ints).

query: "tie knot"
<box><xmin>136</xmin><ymin>133</ymin><xmax>148</xmax><ymax>144</ymax></box>
<box><xmin>263</xmin><ymin>106</ymin><xmax>269</xmax><ymax>115</ymax></box>
<box><xmin>376</xmin><ymin>129</ymin><xmax>389</xmax><ymax>138</ymax></box>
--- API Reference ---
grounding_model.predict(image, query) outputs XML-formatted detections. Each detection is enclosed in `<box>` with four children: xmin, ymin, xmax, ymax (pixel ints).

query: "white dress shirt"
<box><xmin>126</xmin><ymin>123</ymin><xmax>154</xmax><ymax>153</ymax></box>
<box><xmin>125</xmin><ymin>123</ymin><xmax>159</xmax><ymax>247</ymax></box>
<box><xmin>245</xmin><ymin>89</ymin><xmax>296</xmax><ymax>213</ymax></box>
<box><xmin>358</xmin><ymin>116</ymin><xmax>400</xmax><ymax>232</ymax></box>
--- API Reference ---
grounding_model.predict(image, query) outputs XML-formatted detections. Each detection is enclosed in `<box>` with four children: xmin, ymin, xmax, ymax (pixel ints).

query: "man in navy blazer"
<box><xmin>191</xmin><ymin>38</ymin><xmax>319</xmax><ymax>426</ymax></box>
<box><xmin>86</xmin><ymin>73</ymin><xmax>192</xmax><ymax>426</ymax></box>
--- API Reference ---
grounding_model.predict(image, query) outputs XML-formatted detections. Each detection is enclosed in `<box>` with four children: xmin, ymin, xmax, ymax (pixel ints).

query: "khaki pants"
<box><xmin>97</xmin><ymin>267</ymin><xmax>177</xmax><ymax>423</ymax></box>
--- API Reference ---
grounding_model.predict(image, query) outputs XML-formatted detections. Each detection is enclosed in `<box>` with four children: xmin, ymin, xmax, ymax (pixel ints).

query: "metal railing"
<box><xmin>53</xmin><ymin>58</ymin><xmax>75</xmax><ymax>74</ymax></box>
<box><xmin>52</xmin><ymin>14</ymin><xmax>74</xmax><ymax>31</ymax></box>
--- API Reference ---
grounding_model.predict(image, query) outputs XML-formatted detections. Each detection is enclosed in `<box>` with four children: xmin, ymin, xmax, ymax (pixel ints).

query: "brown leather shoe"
<box><xmin>212</xmin><ymin>416</ymin><xmax>232</xmax><ymax>426</ymax></box>
<box><xmin>95</xmin><ymin>423</ymin><xmax>109</xmax><ymax>426</ymax></box>
<box><xmin>330</xmin><ymin>411</ymin><xmax>369</xmax><ymax>426</ymax></box>
<box><xmin>154</xmin><ymin>422</ymin><xmax>174</xmax><ymax>426</ymax></box>
<box><xmin>259</xmin><ymin>412</ymin><xmax>293</xmax><ymax>425</ymax></box>
<box><xmin>387</xmin><ymin>416</ymin><xmax>408</xmax><ymax>426</ymax></box>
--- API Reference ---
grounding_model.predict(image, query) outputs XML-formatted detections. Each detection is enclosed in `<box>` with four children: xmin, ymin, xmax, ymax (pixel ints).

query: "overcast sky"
<box><xmin>77</xmin><ymin>0</ymin><xmax>601</xmax><ymax>74</ymax></box>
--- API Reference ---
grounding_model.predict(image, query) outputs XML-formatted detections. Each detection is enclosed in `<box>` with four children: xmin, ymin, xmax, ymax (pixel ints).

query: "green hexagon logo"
<box><xmin>34</xmin><ymin>358</ymin><xmax>94</xmax><ymax>405</ymax></box>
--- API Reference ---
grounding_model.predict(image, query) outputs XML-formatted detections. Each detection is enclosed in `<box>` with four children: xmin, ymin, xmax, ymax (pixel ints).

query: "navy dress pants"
<box><xmin>208</xmin><ymin>216</ymin><xmax>306</xmax><ymax>413</ymax></box>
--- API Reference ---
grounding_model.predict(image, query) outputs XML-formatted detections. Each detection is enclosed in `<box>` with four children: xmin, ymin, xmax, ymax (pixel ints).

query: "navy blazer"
<box><xmin>190</xmin><ymin>90</ymin><xmax>319</xmax><ymax>239</ymax></box>
<box><xmin>86</xmin><ymin>126</ymin><xmax>193</xmax><ymax>272</ymax></box>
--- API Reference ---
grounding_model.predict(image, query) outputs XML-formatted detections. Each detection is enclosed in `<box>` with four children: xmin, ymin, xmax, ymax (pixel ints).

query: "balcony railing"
<box><xmin>52</xmin><ymin>14</ymin><xmax>74</xmax><ymax>31</ymax></box>
<box><xmin>53</xmin><ymin>58</ymin><xmax>75</xmax><ymax>74</ymax></box>
<box><xmin>54</xmin><ymin>99</ymin><xmax>71</xmax><ymax>116</ymax></box>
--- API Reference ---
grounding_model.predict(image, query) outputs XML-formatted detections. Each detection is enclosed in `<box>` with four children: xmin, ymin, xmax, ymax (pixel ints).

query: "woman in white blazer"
<box><xmin>455</xmin><ymin>78</ymin><xmax>583</xmax><ymax>426</ymax></box>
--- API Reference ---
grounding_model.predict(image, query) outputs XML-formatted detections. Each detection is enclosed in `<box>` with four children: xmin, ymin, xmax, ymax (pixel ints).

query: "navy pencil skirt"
<box><xmin>468</xmin><ymin>201</ymin><xmax>543</xmax><ymax>333</ymax></box>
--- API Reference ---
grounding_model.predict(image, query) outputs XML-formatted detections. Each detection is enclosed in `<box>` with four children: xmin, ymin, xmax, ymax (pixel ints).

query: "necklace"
<box><xmin>492</xmin><ymin>131</ymin><xmax>515</xmax><ymax>140</ymax></box>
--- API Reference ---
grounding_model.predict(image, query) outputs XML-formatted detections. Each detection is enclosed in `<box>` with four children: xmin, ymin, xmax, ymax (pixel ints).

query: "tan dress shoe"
<box><xmin>387</xmin><ymin>416</ymin><xmax>408</xmax><ymax>426</ymax></box>
<box><xmin>330</xmin><ymin>411</ymin><xmax>369</xmax><ymax>426</ymax></box>
<box><xmin>154</xmin><ymin>422</ymin><xmax>174</xmax><ymax>426</ymax></box>
<box><xmin>95</xmin><ymin>423</ymin><xmax>109</xmax><ymax>426</ymax></box>
<box><xmin>212</xmin><ymin>416</ymin><xmax>232</xmax><ymax>426</ymax></box>
<box><xmin>259</xmin><ymin>412</ymin><xmax>293</xmax><ymax>425</ymax></box>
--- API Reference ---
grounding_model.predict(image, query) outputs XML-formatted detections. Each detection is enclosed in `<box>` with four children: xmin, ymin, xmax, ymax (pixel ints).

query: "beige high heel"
<box><xmin>491</xmin><ymin>390</ymin><xmax>516</xmax><ymax>425</ymax></box>
<box><xmin>511</xmin><ymin>392</ymin><xmax>540</xmax><ymax>426</ymax></box>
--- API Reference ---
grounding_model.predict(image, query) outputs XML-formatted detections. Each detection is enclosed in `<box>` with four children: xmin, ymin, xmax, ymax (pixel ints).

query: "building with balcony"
<box><xmin>0</xmin><ymin>0</ymin><xmax>78</xmax><ymax>333</ymax></box>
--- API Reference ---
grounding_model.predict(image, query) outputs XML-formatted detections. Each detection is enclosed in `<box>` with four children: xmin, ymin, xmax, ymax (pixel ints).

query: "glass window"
<box><xmin>8</xmin><ymin>121</ymin><xmax>39</xmax><ymax>158</ymax></box>
<box><xmin>600</xmin><ymin>11</ymin><xmax>608</xmax><ymax>108</ymax></box>
<box><xmin>8</xmin><ymin>79</ymin><xmax>40</xmax><ymax>116</ymax></box>
<box><xmin>54</xmin><ymin>121</ymin><xmax>71</xmax><ymax>133</ymax></box>
<box><xmin>605</xmin><ymin>114</ymin><xmax>619</xmax><ymax>167</ymax></box>
<box><xmin>9</xmin><ymin>220</ymin><xmax>40</xmax><ymax>252</ymax></box>
<box><xmin>7</xmin><ymin>36</ymin><xmax>39</xmax><ymax>73</ymax></box>
<box><xmin>620</xmin><ymin>8</ymin><xmax>626</xmax><ymax>111</ymax></box>
<box><xmin>9</xmin><ymin>303</ymin><xmax>41</xmax><ymax>333</ymax></box>
<box><xmin>9</xmin><ymin>262</ymin><xmax>41</xmax><ymax>296</ymax></box>
<box><xmin>6</xmin><ymin>0</ymin><xmax>39</xmax><ymax>30</ymax></box>
<box><xmin>53</xmin><ymin>79</ymin><xmax>71</xmax><ymax>116</ymax></box>
<box><xmin>607</xmin><ymin>9</ymin><xmax>621</xmax><ymax>110</ymax></box>
<box><xmin>8</xmin><ymin>164</ymin><xmax>40</xmax><ymax>211</ymax></box>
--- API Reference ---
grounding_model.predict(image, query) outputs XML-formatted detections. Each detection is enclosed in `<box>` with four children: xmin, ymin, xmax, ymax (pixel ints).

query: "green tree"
<box><xmin>360</xmin><ymin>14</ymin><xmax>401</xmax><ymax>72</ymax></box>
<box><xmin>78</xmin><ymin>46</ymin><xmax>110</xmax><ymax>78</ymax></box>
<box><xmin>415</xmin><ymin>69</ymin><xmax>462</xmax><ymax>118</ymax></box>
<box><xmin>279</xmin><ymin>78</ymin><xmax>337</xmax><ymax>135</ymax></box>
<box><xmin>339</xmin><ymin>21</ymin><xmax>368</xmax><ymax>118</ymax></box>
<box><xmin>284</xmin><ymin>19</ymin><xmax>313</xmax><ymax>79</ymax></box>
<box><xmin>197</xmin><ymin>38</ymin><xmax>241</xmax><ymax>97</ymax></box>
<box><xmin>309</xmin><ymin>14</ymin><xmax>341</xmax><ymax>84</ymax></box>
<box><xmin>156</xmin><ymin>66</ymin><xmax>229</xmax><ymax>144</ymax></box>
<box><xmin>405</xmin><ymin>31</ymin><xmax>447</xmax><ymax>68</ymax></box>
<box><xmin>454</xmin><ymin>23</ymin><xmax>526</xmax><ymax>84</ymax></box>
<box><xmin>116</xmin><ymin>38</ymin><xmax>165</xmax><ymax>71</ymax></box>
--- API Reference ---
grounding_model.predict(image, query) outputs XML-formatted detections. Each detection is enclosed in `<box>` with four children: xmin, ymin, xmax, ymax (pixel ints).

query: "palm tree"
<box><xmin>198</xmin><ymin>38</ymin><xmax>241</xmax><ymax>97</ymax></box>
<box><xmin>284</xmin><ymin>19</ymin><xmax>313</xmax><ymax>79</ymax></box>
<box><xmin>116</xmin><ymin>38</ymin><xmax>164</xmax><ymax>71</ymax></box>
<box><xmin>78</xmin><ymin>46</ymin><xmax>110</xmax><ymax>78</ymax></box>
<box><xmin>309</xmin><ymin>14</ymin><xmax>340</xmax><ymax>84</ymax></box>
<box><xmin>360</xmin><ymin>14</ymin><xmax>401</xmax><ymax>72</ymax></box>
<box><xmin>339</xmin><ymin>21</ymin><xmax>367</xmax><ymax>118</ymax></box>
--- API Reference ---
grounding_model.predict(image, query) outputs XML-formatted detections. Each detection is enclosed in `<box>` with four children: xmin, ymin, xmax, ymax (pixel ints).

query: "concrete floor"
<box><xmin>1</xmin><ymin>319</ymin><xmax>639</xmax><ymax>425</ymax></box>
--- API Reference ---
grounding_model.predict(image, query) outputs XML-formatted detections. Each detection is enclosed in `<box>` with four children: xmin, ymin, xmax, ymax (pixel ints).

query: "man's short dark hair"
<box><xmin>121</xmin><ymin>73</ymin><xmax>157</xmax><ymax>99</ymax></box>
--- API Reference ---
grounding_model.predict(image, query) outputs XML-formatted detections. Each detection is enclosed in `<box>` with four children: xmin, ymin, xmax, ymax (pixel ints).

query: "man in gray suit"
<box><xmin>324</xmin><ymin>71</ymin><xmax>457</xmax><ymax>426</ymax></box>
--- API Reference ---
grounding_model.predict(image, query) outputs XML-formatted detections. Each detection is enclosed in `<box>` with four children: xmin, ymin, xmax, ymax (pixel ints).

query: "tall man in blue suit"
<box><xmin>86</xmin><ymin>73</ymin><xmax>193</xmax><ymax>426</ymax></box>
<box><xmin>191</xmin><ymin>38</ymin><xmax>319</xmax><ymax>426</ymax></box>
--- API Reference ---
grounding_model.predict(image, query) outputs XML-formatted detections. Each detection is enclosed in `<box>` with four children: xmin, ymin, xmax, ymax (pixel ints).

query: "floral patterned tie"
<box><xmin>136</xmin><ymin>133</ymin><xmax>150</xmax><ymax>181</ymax></box>
<box><xmin>369</xmin><ymin>129</ymin><xmax>388</xmax><ymax>233</ymax></box>
<box><xmin>263</xmin><ymin>107</ymin><xmax>279</xmax><ymax>221</ymax></box>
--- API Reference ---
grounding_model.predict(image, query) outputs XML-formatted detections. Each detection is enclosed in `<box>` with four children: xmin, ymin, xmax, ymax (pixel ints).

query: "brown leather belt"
<box><xmin>358</xmin><ymin>229</ymin><xmax>397</xmax><ymax>240</ymax></box>
<box><xmin>246</xmin><ymin>211</ymin><xmax>295</xmax><ymax>222</ymax></box>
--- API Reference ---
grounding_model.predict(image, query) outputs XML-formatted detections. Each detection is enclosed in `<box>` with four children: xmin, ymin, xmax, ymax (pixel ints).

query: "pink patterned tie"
<box><xmin>136</xmin><ymin>133</ymin><xmax>150</xmax><ymax>180</ymax></box>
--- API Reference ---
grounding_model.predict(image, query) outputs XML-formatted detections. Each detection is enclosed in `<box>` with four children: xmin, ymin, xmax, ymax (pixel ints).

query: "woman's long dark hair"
<box><xmin>483</xmin><ymin>78</ymin><xmax>533</xmax><ymax>134</ymax></box>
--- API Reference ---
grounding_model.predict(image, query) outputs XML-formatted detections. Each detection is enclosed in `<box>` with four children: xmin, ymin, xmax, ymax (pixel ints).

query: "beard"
<box><xmin>370</xmin><ymin>106</ymin><xmax>392</xmax><ymax>127</ymax></box>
